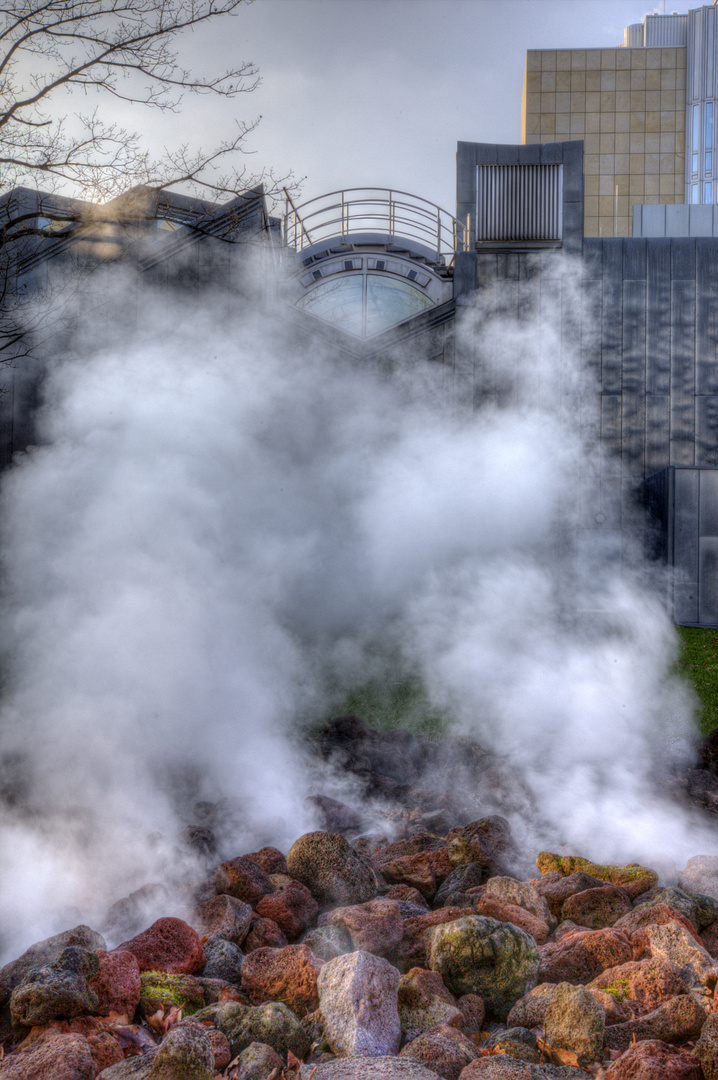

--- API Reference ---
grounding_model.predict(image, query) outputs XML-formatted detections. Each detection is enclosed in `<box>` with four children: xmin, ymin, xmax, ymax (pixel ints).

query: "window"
<box><xmin>692</xmin><ymin>183</ymin><xmax>700</xmax><ymax>203</ymax></box>
<box><xmin>705</xmin><ymin>182</ymin><xmax>713</xmax><ymax>203</ymax></box>
<box><xmin>707</xmin><ymin>151</ymin><xmax>713</xmax><ymax>173</ymax></box>
<box><xmin>694</xmin><ymin>103</ymin><xmax>701</xmax><ymax>151</ymax></box>
<box><xmin>706</xmin><ymin>102</ymin><xmax>714</xmax><ymax>152</ymax></box>
<box><xmin>296</xmin><ymin>271</ymin><xmax>434</xmax><ymax>339</ymax></box>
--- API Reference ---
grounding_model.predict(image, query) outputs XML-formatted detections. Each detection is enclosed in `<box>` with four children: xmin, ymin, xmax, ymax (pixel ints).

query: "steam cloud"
<box><xmin>0</xmin><ymin>254</ymin><xmax>710</xmax><ymax>959</ymax></box>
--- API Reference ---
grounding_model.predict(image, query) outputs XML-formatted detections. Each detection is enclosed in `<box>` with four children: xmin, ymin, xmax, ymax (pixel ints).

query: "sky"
<box><xmin>160</xmin><ymin>0</ymin><xmax>698</xmax><ymax>216</ymax></box>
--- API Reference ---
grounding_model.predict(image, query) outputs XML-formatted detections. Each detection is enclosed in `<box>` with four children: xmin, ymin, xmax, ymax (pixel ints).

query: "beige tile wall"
<box><xmin>521</xmin><ymin>47</ymin><xmax>686</xmax><ymax>237</ymax></box>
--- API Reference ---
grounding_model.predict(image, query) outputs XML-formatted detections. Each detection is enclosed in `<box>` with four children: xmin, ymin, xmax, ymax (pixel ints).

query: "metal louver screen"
<box><xmin>476</xmin><ymin>164</ymin><xmax>563</xmax><ymax>242</ymax></box>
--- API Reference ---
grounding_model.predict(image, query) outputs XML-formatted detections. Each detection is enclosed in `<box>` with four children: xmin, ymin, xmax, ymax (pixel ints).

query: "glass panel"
<box><xmin>694</xmin><ymin>103</ymin><xmax>701</xmax><ymax>150</ymax></box>
<box><xmin>693</xmin><ymin>152</ymin><xmax>699</xmax><ymax>174</ymax></box>
<box><xmin>707</xmin><ymin>151</ymin><xmax>713</xmax><ymax>173</ymax></box>
<box><xmin>692</xmin><ymin>183</ymin><xmax>700</xmax><ymax>204</ymax></box>
<box><xmin>365</xmin><ymin>274</ymin><xmax>434</xmax><ymax>336</ymax></box>
<box><xmin>296</xmin><ymin>274</ymin><xmax>364</xmax><ymax>337</ymax></box>
<box><xmin>707</xmin><ymin>102</ymin><xmax>714</xmax><ymax>150</ymax></box>
<box><xmin>706</xmin><ymin>182</ymin><xmax>713</xmax><ymax>203</ymax></box>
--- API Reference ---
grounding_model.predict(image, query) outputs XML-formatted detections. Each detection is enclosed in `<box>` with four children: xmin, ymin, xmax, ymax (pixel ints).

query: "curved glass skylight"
<box><xmin>296</xmin><ymin>271</ymin><xmax>434</xmax><ymax>339</ymax></box>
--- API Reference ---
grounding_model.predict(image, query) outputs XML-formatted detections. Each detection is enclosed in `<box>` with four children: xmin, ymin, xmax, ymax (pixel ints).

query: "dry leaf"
<box><xmin>536</xmin><ymin>1038</ymin><xmax>581</xmax><ymax>1068</ymax></box>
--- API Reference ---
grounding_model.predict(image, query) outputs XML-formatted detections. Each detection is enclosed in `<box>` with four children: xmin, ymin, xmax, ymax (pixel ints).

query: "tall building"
<box><xmin>522</xmin><ymin>6</ymin><xmax>718</xmax><ymax>238</ymax></box>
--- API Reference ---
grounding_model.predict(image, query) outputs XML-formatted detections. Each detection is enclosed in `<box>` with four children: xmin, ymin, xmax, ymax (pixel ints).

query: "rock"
<box><xmin>326</xmin><ymin>899</ymin><xmax>403</xmax><ymax>957</ymax></box>
<box><xmin>95</xmin><ymin>1051</ymin><xmax>158</xmax><ymax>1077</ymax></box>
<box><xmin>200</xmin><ymin>935</ymin><xmax>243</xmax><ymax>984</ymax></box>
<box><xmin>196</xmin><ymin>999</ymin><xmax>309</xmax><ymax>1059</ymax></box>
<box><xmin>298</xmin><ymin>1059</ymin><xmax>444</xmax><ymax>1079</ymax></box>
<box><xmin>604</xmin><ymin>1038</ymin><xmax>702</xmax><ymax>1080</ymax></box>
<box><xmin>10</xmin><ymin>947</ymin><xmax>100</xmax><ymax>1028</ymax></box>
<box><xmin>644</xmin><ymin>921</ymin><xmax>718</xmax><ymax>987</ymax></box>
<box><xmin>295</xmin><ymin>1058</ymin><xmax>442</xmax><ymax>1075</ymax></box>
<box><xmin>693</xmin><ymin>1011</ymin><xmax>718</xmax><ymax>1080</ymax></box>
<box><xmin>255</xmin><ymin>880</ymin><xmax>318</xmax><ymax>940</ymax></box>
<box><xmin>483</xmin><ymin>1027</ymin><xmax>541</xmax><ymax>1062</ymax></box>
<box><xmin>484</xmin><ymin>877</ymin><xmax>555</xmax><ymax>928</ymax></box>
<box><xmin>207</xmin><ymin>1027</ymin><xmax>231</xmax><ymax>1071</ymax></box>
<box><xmin>118</xmin><ymin>918</ymin><xmax>205</xmax><ymax>975</ymax></box>
<box><xmin>537</xmin><ymin>928</ymin><xmax>633</xmax><ymax>984</ymax></box>
<box><xmin>0</xmin><ymin>926</ymin><xmax>106</xmax><ymax>1008</ymax></box>
<box><xmin>455</xmin><ymin>994</ymin><xmax>485</xmax><ymax>1035</ymax></box>
<box><xmin>446</xmin><ymin>818</ymin><xmax>513</xmax><ymax>871</ymax></box>
<box><xmin>588</xmin><ymin>957</ymin><xmax>689</xmax><ymax>1016</ymax></box>
<box><xmin>613</xmin><ymin>904</ymin><xmax>702</xmax><ymax>947</ymax></box>
<box><xmin>435</xmin><ymin>865</ymin><xmax>487</xmax><ymax>907</ymax></box>
<box><xmin>535</xmin><ymin>855</ymin><xmax>657</xmax><ymax>900</ymax></box>
<box><xmin>145</xmin><ymin>1018</ymin><xmax>213</xmax><ymax>1079</ymax></box>
<box><xmin>193</xmin><ymin>894</ymin><xmax>253</xmax><ymax>946</ymax></box>
<box><xmin>27</xmin><ymin>1017</ymin><xmax>124</xmax><ymax>1074</ymax></box>
<box><xmin>286</xmin><ymin>832</ymin><xmax>377</xmax><ymax>907</ymax></box>
<box><xmin>380</xmin><ymin>851</ymin><xmax>452</xmax><ymax>902</ymax></box>
<box><xmin>637</xmin><ymin>887</ymin><xmax>717</xmax><ymax>930</ymax></box>
<box><xmin>392</xmin><ymin>908</ymin><xmax>475</xmax><ymax>971</ymax></box>
<box><xmin>0</xmin><ymin>1029</ymin><xmax>95</xmax><ymax>1079</ymax></box>
<box><xmin>456</xmin><ymin>1057</ymin><xmax>587</xmax><ymax>1078</ymax></box>
<box><xmin>89</xmin><ymin>950</ymin><xmax>141</xmax><ymax>1018</ymax></box>
<box><xmin>137</xmin><ymin>971</ymin><xmax>205</xmax><ymax>1021</ymax></box>
<box><xmin>241</xmin><ymin>944</ymin><xmax>323</xmax><ymax>1017</ymax></box>
<box><xmin>233</xmin><ymin>1040</ymin><xmax>283</xmax><ymax>1080</ymax></box>
<box><xmin>602</xmin><ymin>994</ymin><xmax>707</xmax><ymax>1052</ymax></box>
<box><xmin>214</xmin><ymin>857</ymin><xmax>274</xmax><ymax>907</ymax></box>
<box><xmin>317</xmin><ymin>949</ymin><xmax>401</xmax><ymax>1057</ymax></box>
<box><xmin>302</xmin><ymin>925</ymin><xmax>352</xmax><ymax>961</ymax></box>
<box><xmin>242</xmin><ymin>916</ymin><xmax>288</xmax><ymax>953</ymax></box>
<box><xmin>471</xmin><ymin>898</ymin><xmax>550</xmax><ymax>945</ymax></box>
<box><xmin>560</xmin><ymin>885</ymin><xmax>633</xmax><ymax>930</ymax></box>
<box><xmin>386</xmin><ymin>884</ymin><xmax>430</xmax><ymax>909</ymax></box>
<box><xmin>506</xmin><ymin>983</ymin><xmax>558</xmax><ymax>1028</ymax></box>
<box><xmin>397</xmin><ymin>967</ymin><xmax>463</xmax><ymax>1040</ymax></box>
<box><xmin>399</xmin><ymin>1022</ymin><xmax>479</xmax><ymax>1079</ymax></box>
<box><xmin>426</xmin><ymin>915</ymin><xmax>539</xmax><ymax>1020</ymax></box>
<box><xmin>678</xmin><ymin>855</ymin><xmax>718</xmax><ymax>902</ymax></box>
<box><xmin>243</xmin><ymin>847</ymin><xmax>289</xmax><ymax>875</ymax></box>
<box><xmin>543</xmin><ymin>982</ymin><xmax>605</xmax><ymax>1066</ymax></box>
<box><xmin>531</xmin><ymin>871</ymin><xmax>608</xmax><ymax>919</ymax></box>
<box><xmin>306</xmin><ymin>793</ymin><xmax>363</xmax><ymax>833</ymax></box>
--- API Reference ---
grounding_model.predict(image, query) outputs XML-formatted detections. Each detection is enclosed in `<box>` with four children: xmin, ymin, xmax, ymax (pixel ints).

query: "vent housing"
<box><xmin>476</xmin><ymin>163</ymin><xmax>563</xmax><ymax>245</ymax></box>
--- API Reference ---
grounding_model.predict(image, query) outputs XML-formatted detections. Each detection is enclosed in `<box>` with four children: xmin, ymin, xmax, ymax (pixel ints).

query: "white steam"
<box><xmin>0</xmin><ymin>256</ymin><xmax>712</xmax><ymax>958</ymax></box>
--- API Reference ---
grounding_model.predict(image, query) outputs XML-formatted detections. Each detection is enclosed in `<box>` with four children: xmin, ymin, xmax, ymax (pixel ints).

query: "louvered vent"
<box><xmin>476</xmin><ymin>164</ymin><xmax>563</xmax><ymax>242</ymax></box>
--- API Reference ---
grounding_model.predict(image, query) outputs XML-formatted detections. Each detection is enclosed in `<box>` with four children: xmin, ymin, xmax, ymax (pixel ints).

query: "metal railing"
<box><xmin>283</xmin><ymin>187</ymin><xmax>467</xmax><ymax>262</ymax></box>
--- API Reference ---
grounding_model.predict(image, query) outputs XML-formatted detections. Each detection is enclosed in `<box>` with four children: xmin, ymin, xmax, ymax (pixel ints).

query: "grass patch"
<box><xmin>676</xmin><ymin>626</ymin><xmax>718</xmax><ymax>736</ymax></box>
<box><xmin>322</xmin><ymin>674</ymin><xmax>450</xmax><ymax>739</ymax></box>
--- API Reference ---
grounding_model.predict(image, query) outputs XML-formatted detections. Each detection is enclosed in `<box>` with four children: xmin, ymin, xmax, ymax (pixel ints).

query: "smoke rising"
<box><xmin>0</xmin><ymin>253</ymin><xmax>710</xmax><ymax>959</ymax></box>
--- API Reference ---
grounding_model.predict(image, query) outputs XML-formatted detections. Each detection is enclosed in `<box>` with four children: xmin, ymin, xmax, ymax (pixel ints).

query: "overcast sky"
<box><xmin>159</xmin><ymin>0</ymin><xmax>696</xmax><ymax>216</ymax></box>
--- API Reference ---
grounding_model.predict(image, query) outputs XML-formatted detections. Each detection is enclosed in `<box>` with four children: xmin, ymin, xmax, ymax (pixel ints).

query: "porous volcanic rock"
<box><xmin>397</xmin><ymin>967</ymin><xmax>463</xmax><ymax>1040</ymax></box>
<box><xmin>604</xmin><ymin>1038</ymin><xmax>702</xmax><ymax>1080</ymax></box>
<box><xmin>426</xmin><ymin>915</ymin><xmax>539</xmax><ymax>1019</ymax></box>
<box><xmin>242</xmin><ymin>916</ymin><xmax>288</xmax><ymax>953</ymax></box>
<box><xmin>10</xmin><ymin>946</ymin><xmax>100</xmax><ymax>1028</ymax></box>
<box><xmin>240</xmin><ymin>944</ymin><xmax>323</xmax><ymax>1017</ymax></box>
<box><xmin>560</xmin><ymin>885</ymin><xmax>633</xmax><ymax>929</ymax></box>
<box><xmin>200</xmin><ymin>934</ymin><xmax>243</xmax><ymax>984</ymax></box>
<box><xmin>399</xmin><ymin>1022</ymin><xmax>479</xmax><ymax>1079</ymax></box>
<box><xmin>286</xmin><ymin>831</ymin><xmax>377</xmax><ymax>907</ymax></box>
<box><xmin>214</xmin><ymin>856</ymin><xmax>274</xmax><ymax>907</ymax></box>
<box><xmin>325</xmin><ymin>899</ymin><xmax>403</xmax><ymax>956</ymax></box>
<box><xmin>0</xmin><ymin>1029</ymin><xmax>95</xmax><ymax>1079</ymax></box>
<box><xmin>535</xmin><ymin>855</ymin><xmax>658</xmax><ymax>900</ymax></box>
<box><xmin>588</xmin><ymin>957</ymin><xmax>688</xmax><ymax>1016</ymax></box>
<box><xmin>471</xmin><ymin>896</ymin><xmax>551</xmax><ymax>945</ymax></box>
<box><xmin>537</xmin><ymin>927</ymin><xmax>633</xmax><ymax>984</ymax></box>
<box><xmin>543</xmin><ymin>981</ymin><xmax>605</xmax><ymax>1066</ymax></box>
<box><xmin>693</xmin><ymin>1011</ymin><xmax>718</xmax><ymax>1080</ymax></box>
<box><xmin>602</xmin><ymin>994</ymin><xmax>707</xmax><ymax>1052</ymax></box>
<box><xmin>233</xmin><ymin>1040</ymin><xmax>284</xmax><ymax>1080</ymax></box>
<box><xmin>89</xmin><ymin>950</ymin><xmax>141</xmax><ymax>1018</ymax></box>
<box><xmin>193</xmin><ymin>893</ymin><xmax>253</xmax><ymax>946</ymax></box>
<box><xmin>118</xmin><ymin>917</ymin><xmax>205</xmax><ymax>975</ymax></box>
<box><xmin>0</xmin><ymin>926</ymin><xmax>106</xmax><ymax>1008</ymax></box>
<box><xmin>298</xmin><ymin>1059</ymin><xmax>443</xmax><ymax>1079</ymax></box>
<box><xmin>254</xmin><ymin>879</ymin><xmax>318</xmax><ymax>940</ymax></box>
<box><xmin>196</xmin><ymin>999</ymin><xmax>310</xmax><ymax>1060</ymax></box>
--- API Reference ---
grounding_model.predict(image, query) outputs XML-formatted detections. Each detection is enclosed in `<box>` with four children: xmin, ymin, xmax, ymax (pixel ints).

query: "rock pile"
<box><xmin>1</xmin><ymin>716</ymin><xmax>718</xmax><ymax>1078</ymax></box>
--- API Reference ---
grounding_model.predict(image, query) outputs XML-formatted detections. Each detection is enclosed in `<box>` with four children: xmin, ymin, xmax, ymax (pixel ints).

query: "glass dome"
<box><xmin>296</xmin><ymin>271</ymin><xmax>435</xmax><ymax>339</ymax></box>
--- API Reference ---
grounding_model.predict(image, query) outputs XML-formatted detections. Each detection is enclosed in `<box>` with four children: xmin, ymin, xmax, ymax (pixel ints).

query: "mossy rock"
<box><xmin>139</xmin><ymin>971</ymin><xmax>205</xmax><ymax>1020</ymax></box>
<box><xmin>536</xmin><ymin>854</ymin><xmax>657</xmax><ymax>899</ymax></box>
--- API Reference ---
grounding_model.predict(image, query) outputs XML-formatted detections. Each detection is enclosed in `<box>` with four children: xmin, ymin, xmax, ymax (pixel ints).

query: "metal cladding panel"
<box><xmin>646</xmin><ymin>241</ymin><xmax>672</xmax><ymax>397</ymax></box>
<box><xmin>675</xmin><ymin>582</ymin><xmax>700</xmax><ymax>625</ymax></box>
<box><xmin>601</xmin><ymin>243</ymin><xmax>623</xmax><ymax>395</ymax></box>
<box><xmin>600</xmin><ymin>395</ymin><xmax>622</xmax><ymax>470</ymax></box>
<box><xmin>623</xmin><ymin>239</ymin><xmax>647</xmax><ymax>281</ymax></box>
<box><xmin>622</xmin><ymin>279</ymin><xmax>647</xmax><ymax>477</ymax></box>
<box><xmin>646</xmin><ymin>396</ymin><xmax>671</xmax><ymax>477</ymax></box>
<box><xmin>697</xmin><ymin>240</ymin><xmax>718</xmax><ymax>396</ymax></box>
<box><xmin>700</xmin><ymin>468</ymin><xmax>718</xmax><ymax>535</ymax></box>
<box><xmin>644</xmin><ymin>13</ymin><xmax>688</xmax><ymax>47</ymax></box>
<box><xmin>475</xmin><ymin>164</ymin><xmax>562</xmax><ymax>242</ymax></box>
<box><xmin>674</xmin><ymin>468</ymin><xmax>700</xmax><ymax>585</ymax></box>
<box><xmin>699</xmin><ymin>537</ymin><xmax>718</xmax><ymax>624</ymax></box>
<box><xmin>670</xmin><ymin>278</ymin><xmax>697</xmax><ymax>465</ymax></box>
<box><xmin>697</xmin><ymin>397</ymin><xmax>718</xmax><ymax>467</ymax></box>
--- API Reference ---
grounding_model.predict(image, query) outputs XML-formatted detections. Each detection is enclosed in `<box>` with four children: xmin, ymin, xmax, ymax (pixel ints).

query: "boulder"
<box><xmin>240</xmin><ymin>944</ymin><xmax>323</xmax><ymax>1017</ymax></box>
<box><xmin>255</xmin><ymin>880</ymin><xmax>318</xmax><ymax>940</ymax></box>
<box><xmin>471</xmin><ymin>897</ymin><xmax>550</xmax><ymax>945</ymax></box>
<box><xmin>602</xmin><ymin>994</ymin><xmax>707</xmax><ymax>1052</ymax></box>
<box><xmin>693</xmin><ymin>1011</ymin><xmax>718</xmax><ymax>1080</ymax></box>
<box><xmin>137</xmin><ymin>971</ymin><xmax>204</xmax><ymax>1022</ymax></box>
<box><xmin>484</xmin><ymin>877</ymin><xmax>555</xmax><ymax>928</ymax></box>
<box><xmin>399</xmin><ymin>1022</ymin><xmax>479</xmax><ymax>1079</ymax></box>
<box><xmin>543</xmin><ymin>982</ymin><xmax>605</xmax><ymax>1066</ymax></box>
<box><xmin>233</xmin><ymin>1040</ymin><xmax>283</xmax><ymax>1080</ymax></box>
<box><xmin>535</xmin><ymin>855</ymin><xmax>657</xmax><ymax>900</ymax></box>
<box><xmin>145</xmin><ymin>1018</ymin><xmax>213</xmax><ymax>1079</ymax></box>
<box><xmin>193</xmin><ymin>894</ymin><xmax>253</xmax><ymax>947</ymax></box>
<box><xmin>200</xmin><ymin>935</ymin><xmax>243</xmax><ymax>984</ymax></box>
<box><xmin>89</xmin><ymin>950</ymin><xmax>141</xmax><ymax>1018</ymax></box>
<box><xmin>678</xmin><ymin>856</ymin><xmax>718</xmax><ymax>902</ymax></box>
<box><xmin>195</xmin><ymin>999</ymin><xmax>309</xmax><ymax>1059</ymax></box>
<box><xmin>531</xmin><ymin>871</ymin><xmax>607</xmax><ymax>919</ymax></box>
<box><xmin>118</xmin><ymin>918</ymin><xmax>205</xmax><ymax>975</ymax></box>
<box><xmin>426</xmin><ymin>915</ymin><xmax>539</xmax><ymax>1020</ymax></box>
<box><xmin>326</xmin><ymin>899</ymin><xmax>403</xmax><ymax>956</ymax></box>
<box><xmin>560</xmin><ymin>885</ymin><xmax>632</xmax><ymax>930</ymax></box>
<box><xmin>644</xmin><ymin>921</ymin><xmax>718</xmax><ymax>988</ymax></box>
<box><xmin>242</xmin><ymin>917</ymin><xmax>288</xmax><ymax>953</ymax></box>
<box><xmin>10</xmin><ymin>947</ymin><xmax>99</xmax><ymax>1028</ymax></box>
<box><xmin>0</xmin><ymin>926</ymin><xmax>106</xmax><ymax>1008</ymax></box>
<box><xmin>0</xmin><ymin>1029</ymin><xmax>95</xmax><ymax>1079</ymax></box>
<box><xmin>397</xmin><ymin>967</ymin><xmax>463</xmax><ymax>1040</ymax></box>
<box><xmin>214</xmin><ymin>857</ymin><xmax>274</xmax><ymax>907</ymax></box>
<box><xmin>298</xmin><ymin>1059</ymin><xmax>443</xmax><ymax>1079</ymax></box>
<box><xmin>317</xmin><ymin>949</ymin><xmax>401</xmax><ymax>1057</ymax></box>
<box><xmin>301</xmin><ymin>925</ymin><xmax>351</xmax><ymax>961</ymax></box>
<box><xmin>286</xmin><ymin>832</ymin><xmax>377</xmax><ymax>907</ymax></box>
<box><xmin>537</xmin><ymin>928</ymin><xmax>633</xmax><ymax>984</ymax></box>
<box><xmin>482</xmin><ymin>1027</ymin><xmax>541</xmax><ymax>1062</ymax></box>
<box><xmin>604</xmin><ymin>1038</ymin><xmax>701</xmax><ymax>1080</ymax></box>
<box><xmin>588</xmin><ymin>957</ymin><xmax>689</xmax><ymax>1016</ymax></box>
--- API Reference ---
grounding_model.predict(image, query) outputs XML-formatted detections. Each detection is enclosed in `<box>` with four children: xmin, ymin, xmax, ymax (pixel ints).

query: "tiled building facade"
<box><xmin>522</xmin><ymin>45</ymin><xmax>686</xmax><ymax>238</ymax></box>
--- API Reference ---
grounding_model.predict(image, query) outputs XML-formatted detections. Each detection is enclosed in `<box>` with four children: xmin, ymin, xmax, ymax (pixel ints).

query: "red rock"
<box><xmin>193</xmin><ymin>894</ymin><xmax>253</xmax><ymax>947</ymax></box>
<box><xmin>605</xmin><ymin>1038</ymin><xmax>701</xmax><ymax>1079</ymax></box>
<box><xmin>613</xmin><ymin>904</ymin><xmax>703</xmax><ymax>958</ymax></box>
<box><xmin>207</xmin><ymin>1028</ymin><xmax>231</xmax><ymax>1071</ymax></box>
<box><xmin>385</xmin><ymin>884</ymin><xmax>429</xmax><ymax>908</ymax></box>
<box><xmin>243</xmin><ymin>846</ymin><xmax>288</xmax><ymax>875</ymax></box>
<box><xmin>117</xmin><ymin>917</ymin><xmax>205</xmax><ymax>975</ymax></box>
<box><xmin>30</xmin><ymin>1018</ymin><xmax>124</xmax><ymax>1074</ymax></box>
<box><xmin>702</xmin><ymin>919</ymin><xmax>718</xmax><ymax>959</ymax></box>
<box><xmin>242</xmin><ymin>916</ymin><xmax>288</xmax><ymax>953</ymax></box>
<box><xmin>398</xmin><ymin>967</ymin><xmax>462</xmax><ymax>1039</ymax></box>
<box><xmin>456</xmin><ymin>993</ymin><xmax>485</xmax><ymax>1035</ymax></box>
<box><xmin>531</xmin><ymin>870</ymin><xmax>607</xmax><ymax>919</ymax></box>
<box><xmin>214</xmin><ymin>856</ymin><xmax>274</xmax><ymax>907</ymax></box>
<box><xmin>400</xmin><ymin>1021</ymin><xmax>479</xmax><ymax>1079</ymax></box>
<box><xmin>0</xmin><ymin>1030</ymin><xmax>94</xmax><ymax>1079</ymax></box>
<box><xmin>537</xmin><ymin>927</ymin><xmax>633</xmax><ymax>984</ymax></box>
<box><xmin>589</xmin><ymin>958</ymin><xmax>688</xmax><ymax>1018</ymax></box>
<box><xmin>391</xmin><ymin>907</ymin><xmax>475</xmax><ymax>971</ymax></box>
<box><xmin>255</xmin><ymin>879</ymin><xmax>319</xmax><ymax>940</ymax></box>
<box><xmin>561</xmin><ymin>885</ymin><xmax>633</xmax><ymax>929</ymax></box>
<box><xmin>603</xmin><ymin>995</ymin><xmax>707</xmax><ymax>1053</ymax></box>
<box><xmin>89</xmin><ymin>950</ymin><xmax>141</xmax><ymax>1018</ymax></box>
<box><xmin>380</xmin><ymin>849</ymin><xmax>453</xmax><ymax>902</ymax></box>
<box><xmin>472</xmin><ymin>897</ymin><xmax>550</xmax><ymax>945</ymax></box>
<box><xmin>326</xmin><ymin>899</ymin><xmax>404</xmax><ymax>956</ymax></box>
<box><xmin>240</xmin><ymin>944</ymin><xmax>323</xmax><ymax>1017</ymax></box>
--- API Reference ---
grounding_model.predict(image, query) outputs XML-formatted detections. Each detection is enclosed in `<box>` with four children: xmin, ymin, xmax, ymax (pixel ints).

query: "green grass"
<box><xmin>676</xmin><ymin>626</ymin><xmax>718</xmax><ymax>736</ymax></box>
